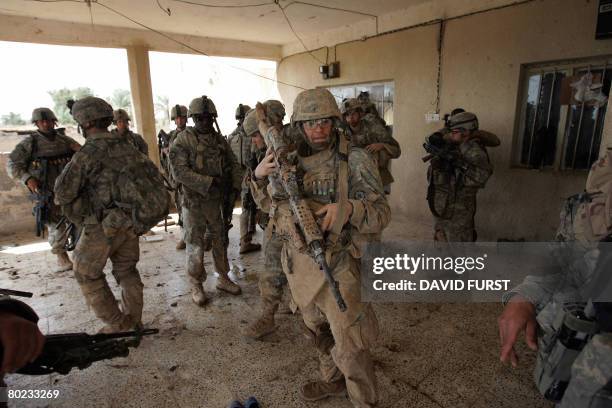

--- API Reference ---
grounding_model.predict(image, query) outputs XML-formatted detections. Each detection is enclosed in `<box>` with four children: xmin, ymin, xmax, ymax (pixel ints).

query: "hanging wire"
<box><xmin>93</xmin><ymin>1</ymin><xmax>308</xmax><ymax>91</ymax></box>
<box><xmin>435</xmin><ymin>20</ymin><xmax>445</xmax><ymax>114</ymax></box>
<box><xmin>172</xmin><ymin>0</ymin><xmax>274</xmax><ymax>8</ymax></box>
<box><xmin>156</xmin><ymin>0</ymin><xmax>171</xmax><ymax>16</ymax></box>
<box><xmin>277</xmin><ymin>1</ymin><xmax>325</xmax><ymax>64</ymax></box>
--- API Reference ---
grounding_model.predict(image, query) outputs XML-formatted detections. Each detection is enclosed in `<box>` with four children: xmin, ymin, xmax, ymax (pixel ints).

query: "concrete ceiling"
<box><xmin>0</xmin><ymin>0</ymin><xmax>430</xmax><ymax>45</ymax></box>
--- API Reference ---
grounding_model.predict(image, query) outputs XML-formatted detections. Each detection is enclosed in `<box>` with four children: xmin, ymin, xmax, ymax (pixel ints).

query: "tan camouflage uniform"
<box><xmin>503</xmin><ymin>149</ymin><xmax>612</xmax><ymax>407</ymax></box>
<box><xmin>169</xmin><ymin>126</ymin><xmax>241</xmax><ymax>294</ymax></box>
<box><xmin>252</xmin><ymin>89</ymin><xmax>390</xmax><ymax>407</ymax></box>
<box><xmin>7</xmin><ymin>129</ymin><xmax>78</xmax><ymax>256</ymax></box>
<box><xmin>54</xmin><ymin>128</ymin><xmax>144</xmax><ymax>331</ymax></box>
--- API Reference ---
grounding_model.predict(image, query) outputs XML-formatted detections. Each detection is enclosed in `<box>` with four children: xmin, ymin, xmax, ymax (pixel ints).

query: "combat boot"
<box><xmin>176</xmin><ymin>239</ymin><xmax>186</xmax><ymax>250</ymax></box>
<box><xmin>55</xmin><ymin>252</ymin><xmax>73</xmax><ymax>272</ymax></box>
<box><xmin>299</xmin><ymin>379</ymin><xmax>347</xmax><ymax>402</ymax></box>
<box><xmin>239</xmin><ymin>242</ymin><xmax>261</xmax><ymax>254</ymax></box>
<box><xmin>191</xmin><ymin>284</ymin><xmax>208</xmax><ymax>307</ymax></box>
<box><xmin>98</xmin><ymin>314</ymin><xmax>135</xmax><ymax>334</ymax></box>
<box><xmin>216</xmin><ymin>275</ymin><xmax>242</xmax><ymax>295</ymax></box>
<box><xmin>244</xmin><ymin>306</ymin><xmax>276</xmax><ymax>340</ymax></box>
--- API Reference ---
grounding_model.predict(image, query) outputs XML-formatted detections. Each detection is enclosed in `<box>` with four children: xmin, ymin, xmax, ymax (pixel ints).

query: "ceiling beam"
<box><xmin>0</xmin><ymin>13</ymin><xmax>282</xmax><ymax>61</ymax></box>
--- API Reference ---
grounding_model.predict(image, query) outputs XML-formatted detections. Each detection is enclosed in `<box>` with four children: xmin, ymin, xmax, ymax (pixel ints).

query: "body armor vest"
<box><xmin>29</xmin><ymin>131</ymin><xmax>75</xmax><ymax>191</ymax></box>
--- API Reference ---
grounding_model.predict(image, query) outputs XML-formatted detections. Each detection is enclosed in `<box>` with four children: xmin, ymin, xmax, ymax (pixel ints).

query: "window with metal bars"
<box><xmin>516</xmin><ymin>57</ymin><xmax>611</xmax><ymax>170</ymax></box>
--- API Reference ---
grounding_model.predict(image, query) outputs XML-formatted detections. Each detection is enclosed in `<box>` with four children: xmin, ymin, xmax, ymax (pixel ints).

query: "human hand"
<box><xmin>0</xmin><ymin>311</ymin><xmax>45</xmax><ymax>375</ymax></box>
<box><xmin>365</xmin><ymin>143</ymin><xmax>385</xmax><ymax>153</ymax></box>
<box><xmin>315</xmin><ymin>201</ymin><xmax>353</xmax><ymax>231</ymax></box>
<box><xmin>254</xmin><ymin>148</ymin><xmax>276</xmax><ymax>179</ymax></box>
<box><xmin>26</xmin><ymin>177</ymin><xmax>40</xmax><ymax>193</ymax></box>
<box><xmin>498</xmin><ymin>294</ymin><xmax>538</xmax><ymax>367</ymax></box>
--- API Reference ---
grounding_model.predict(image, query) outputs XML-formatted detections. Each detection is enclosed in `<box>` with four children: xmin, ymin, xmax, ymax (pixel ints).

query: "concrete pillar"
<box><xmin>126</xmin><ymin>46</ymin><xmax>159</xmax><ymax>166</ymax></box>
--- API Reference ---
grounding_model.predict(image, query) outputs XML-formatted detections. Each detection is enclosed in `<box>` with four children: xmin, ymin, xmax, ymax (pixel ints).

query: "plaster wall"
<box><xmin>277</xmin><ymin>0</ymin><xmax>612</xmax><ymax>240</ymax></box>
<box><xmin>0</xmin><ymin>153</ymin><xmax>35</xmax><ymax>237</ymax></box>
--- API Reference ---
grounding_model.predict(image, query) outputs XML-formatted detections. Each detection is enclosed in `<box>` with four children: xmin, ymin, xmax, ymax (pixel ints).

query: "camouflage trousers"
<box><xmin>46</xmin><ymin>221</ymin><xmax>69</xmax><ymax>255</ymax></box>
<box><xmin>239</xmin><ymin>187</ymin><xmax>257</xmax><ymax>246</ymax></box>
<box><xmin>434</xmin><ymin>193</ymin><xmax>477</xmax><ymax>242</ymax></box>
<box><xmin>258</xmin><ymin>229</ymin><xmax>287</xmax><ymax>311</ymax></box>
<box><xmin>72</xmin><ymin>224</ymin><xmax>143</xmax><ymax>327</ymax></box>
<box><xmin>559</xmin><ymin>333</ymin><xmax>612</xmax><ymax>407</ymax></box>
<box><xmin>282</xmin><ymin>246</ymin><xmax>379</xmax><ymax>408</ymax></box>
<box><xmin>183</xmin><ymin>200</ymin><xmax>229</xmax><ymax>286</ymax></box>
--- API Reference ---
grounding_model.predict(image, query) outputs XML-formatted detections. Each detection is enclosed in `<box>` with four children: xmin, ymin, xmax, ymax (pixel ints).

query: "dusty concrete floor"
<box><xmin>0</xmin><ymin>213</ymin><xmax>551</xmax><ymax>408</ymax></box>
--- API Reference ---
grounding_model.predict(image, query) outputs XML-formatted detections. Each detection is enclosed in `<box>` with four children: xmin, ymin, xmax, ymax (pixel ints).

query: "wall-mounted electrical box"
<box><xmin>320</xmin><ymin>62</ymin><xmax>340</xmax><ymax>79</ymax></box>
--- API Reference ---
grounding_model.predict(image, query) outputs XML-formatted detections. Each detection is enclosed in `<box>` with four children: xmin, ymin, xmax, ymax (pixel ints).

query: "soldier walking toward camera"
<box><xmin>341</xmin><ymin>98</ymin><xmax>401</xmax><ymax>191</ymax></box>
<box><xmin>169</xmin><ymin>96</ymin><xmax>242</xmax><ymax>306</ymax></box>
<box><xmin>161</xmin><ymin>104</ymin><xmax>188</xmax><ymax>250</ymax></box>
<box><xmin>111</xmin><ymin>108</ymin><xmax>148</xmax><ymax>156</ymax></box>
<box><xmin>426</xmin><ymin>111</ymin><xmax>494</xmax><ymax>242</ymax></box>
<box><xmin>54</xmin><ymin>97</ymin><xmax>169</xmax><ymax>333</ymax></box>
<box><xmin>252</xmin><ymin>89</ymin><xmax>390</xmax><ymax>407</ymax></box>
<box><xmin>228</xmin><ymin>103</ymin><xmax>262</xmax><ymax>254</ymax></box>
<box><xmin>7</xmin><ymin>107</ymin><xmax>80</xmax><ymax>272</ymax></box>
<box><xmin>243</xmin><ymin>101</ymin><xmax>295</xmax><ymax>340</ymax></box>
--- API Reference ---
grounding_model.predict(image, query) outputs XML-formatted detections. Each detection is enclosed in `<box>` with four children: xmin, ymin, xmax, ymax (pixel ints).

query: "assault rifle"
<box><xmin>29</xmin><ymin>157</ymin><xmax>51</xmax><ymax>238</ymax></box>
<box><xmin>158</xmin><ymin>129</ymin><xmax>170</xmax><ymax>161</ymax></box>
<box><xmin>422</xmin><ymin>132</ymin><xmax>465</xmax><ymax>170</ymax></box>
<box><xmin>1</xmin><ymin>329</ymin><xmax>158</xmax><ymax>376</ymax></box>
<box><xmin>255</xmin><ymin>103</ymin><xmax>347</xmax><ymax>312</ymax></box>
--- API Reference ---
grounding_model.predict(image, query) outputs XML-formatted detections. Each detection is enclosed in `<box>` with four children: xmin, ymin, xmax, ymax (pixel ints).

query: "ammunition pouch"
<box><xmin>535</xmin><ymin>308</ymin><xmax>600</xmax><ymax>402</ymax></box>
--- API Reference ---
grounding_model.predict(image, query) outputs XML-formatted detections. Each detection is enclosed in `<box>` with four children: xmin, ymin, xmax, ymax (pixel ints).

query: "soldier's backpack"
<box><xmin>90</xmin><ymin>139</ymin><xmax>170</xmax><ymax>235</ymax></box>
<box><xmin>556</xmin><ymin>149</ymin><xmax>612</xmax><ymax>243</ymax></box>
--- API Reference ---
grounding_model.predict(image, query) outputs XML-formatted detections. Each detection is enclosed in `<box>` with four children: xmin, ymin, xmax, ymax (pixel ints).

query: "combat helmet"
<box><xmin>31</xmin><ymin>107</ymin><xmax>58</xmax><ymax>123</ymax></box>
<box><xmin>69</xmin><ymin>97</ymin><xmax>113</xmax><ymax>125</ymax></box>
<box><xmin>235</xmin><ymin>104</ymin><xmax>252</xmax><ymax>120</ymax></box>
<box><xmin>448</xmin><ymin>112</ymin><xmax>479</xmax><ymax>131</ymax></box>
<box><xmin>243</xmin><ymin>109</ymin><xmax>259</xmax><ymax>137</ymax></box>
<box><xmin>113</xmin><ymin>108</ymin><xmax>131</xmax><ymax>123</ymax></box>
<box><xmin>170</xmin><ymin>104</ymin><xmax>188</xmax><ymax>120</ymax></box>
<box><xmin>340</xmin><ymin>98</ymin><xmax>362</xmax><ymax>115</ymax></box>
<box><xmin>188</xmin><ymin>96</ymin><xmax>217</xmax><ymax>118</ymax></box>
<box><xmin>263</xmin><ymin>100</ymin><xmax>285</xmax><ymax>125</ymax></box>
<box><xmin>292</xmin><ymin>88</ymin><xmax>341</xmax><ymax>123</ymax></box>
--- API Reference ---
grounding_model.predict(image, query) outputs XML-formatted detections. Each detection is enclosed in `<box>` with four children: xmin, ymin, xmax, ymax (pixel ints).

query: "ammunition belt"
<box><xmin>31</xmin><ymin>153</ymin><xmax>74</xmax><ymax>169</ymax></box>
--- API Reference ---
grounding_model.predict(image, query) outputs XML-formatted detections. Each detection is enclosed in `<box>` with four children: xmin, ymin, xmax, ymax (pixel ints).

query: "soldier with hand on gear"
<box><xmin>111</xmin><ymin>109</ymin><xmax>148</xmax><ymax>156</ymax></box>
<box><xmin>251</xmin><ymin>89</ymin><xmax>390</xmax><ymax>407</ymax></box>
<box><xmin>243</xmin><ymin>101</ymin><xmax>295</xmax><ymax>340</ymax></box>
<box><xmin>428</xmin><ymin>111</ymin><xmax>494</xmax><ymax>242</ymax></box>
<box><xmin>341</xmin><ymin>98</ymin><xmax>401</xmax><ymax>192</ymax></box>
<box><xmin>169</xmin><ymin>96</ymin><xmax>243</xmax><ymax>307</ymax></box>
<box><xmin>498</xmin><ymin>148</ymin><xmax>612</xmax><ymax>407</ymax></box>
<box><xmin>7</xmin><ymin>107</ymin><xmax>81</xmax><ymax>272</ymax></box>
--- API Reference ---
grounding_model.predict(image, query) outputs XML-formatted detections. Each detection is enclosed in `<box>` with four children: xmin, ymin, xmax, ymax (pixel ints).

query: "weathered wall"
<box><xmin>0</xmin><ymin>153</ymin><xmax>35</xmax><ymax>237</ymax></box>
<box><xmin>277</xmin><ymin>0</ymin><xmax>612</xmax><ymax>240</ymax></box>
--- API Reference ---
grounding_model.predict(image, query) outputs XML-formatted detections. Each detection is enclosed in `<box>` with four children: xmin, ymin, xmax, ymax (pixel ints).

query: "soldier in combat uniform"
<box><xmin>243</xmin><ymin>101</ymin><xmax>295</xmax><ymax>340</ymax></box>
<box><xmin>7</xmin><ymin>107</ymin><xmax>81</xmax><ymax>272</ymax></box>
<box><xmin>427</xmin><ymin>112</ymin><xmax>493</xmax><ymax>242</ymax></box>
<box><xmin>161</xmin><ymin>104</ymin><xmax>188</xmax><ymax>250</ymax></box>
<box><xmin>54</xmin><ymin>97</ymin><xmax>157</xmax><ymax>332</ymax></box>
<box><xmin>111</xmin><ymin>109</ymin><xmax>149</xmax><ymax>156</ymax></box>
<box><xmin>169</xmin><ymin>96</ymin><xmax>242</xmax><ymax>306</ymax></box>
<box><xmin>252</xmin><ymin>89</ymin><xmax>390</xmax><ymax>406</ymax></box>
<box><xmin>498</xmin><ymin>148</ymin><xmax>612</xmax><ymax>407</ymax></box>
<box><xmin>228</xmin><ymin>103</ymin><xmax>262</xmax><ymax>254</ymax></box>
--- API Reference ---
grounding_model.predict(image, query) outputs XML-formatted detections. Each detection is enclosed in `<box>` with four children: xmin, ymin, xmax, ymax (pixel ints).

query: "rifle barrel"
<box><xmin>0</xmin><ymin>288</ymin><xmax>34</xmax><ymax>298</ymax></box>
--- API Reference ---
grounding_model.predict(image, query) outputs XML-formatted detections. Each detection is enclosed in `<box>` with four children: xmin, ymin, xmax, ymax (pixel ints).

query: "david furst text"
<box><xmin>372</xmin><ymin>279</ymin><xmax>512</xmax><ymax>292</ymax></box>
